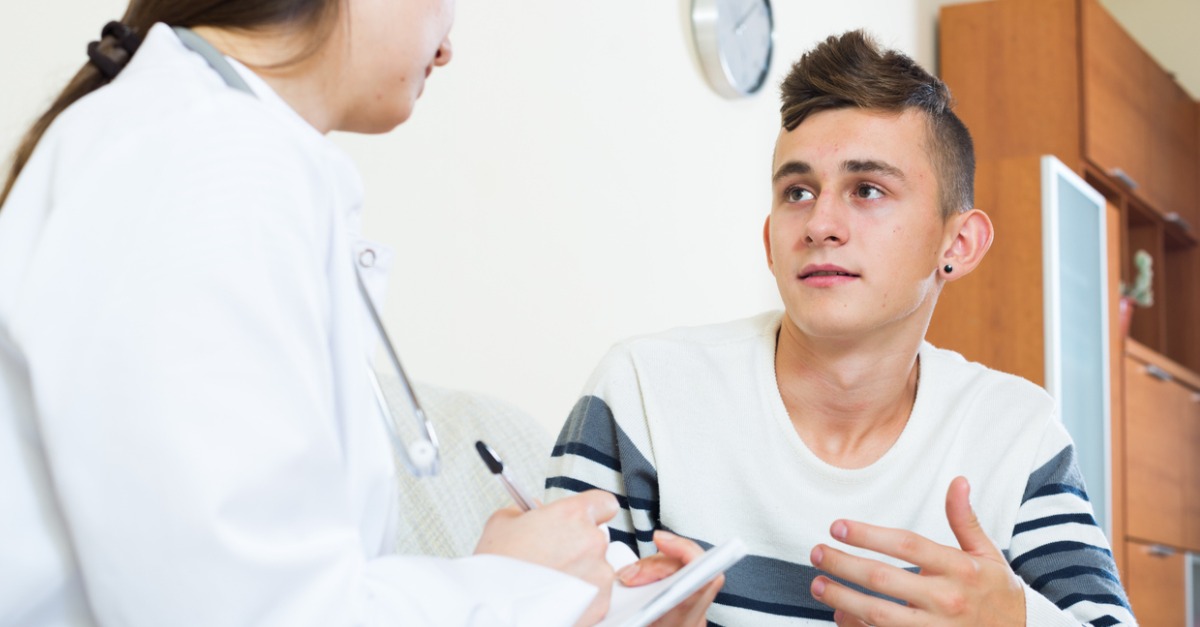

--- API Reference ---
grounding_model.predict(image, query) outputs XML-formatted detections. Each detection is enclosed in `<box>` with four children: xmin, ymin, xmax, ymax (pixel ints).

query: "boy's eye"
<box><xmin>785</xmin><ymin>187</ymin><xmax>814</xmax><ymax>202</ymax></box>
<box><xmin>855</xmin><ymin>184</ymin><xmax>884</xmax><ymax>199</ymax></box>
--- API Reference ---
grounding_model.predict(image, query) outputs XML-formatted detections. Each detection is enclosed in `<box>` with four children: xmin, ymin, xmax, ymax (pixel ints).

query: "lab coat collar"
<box><xmin>132</xmin><ymin>24</ymin><xmax>393</xmax><ymax>310</ymax></box>
<box><xmin>132</xmin><ymin>24</ymin><xmax>372</xmax><ymax>231</ymax></box>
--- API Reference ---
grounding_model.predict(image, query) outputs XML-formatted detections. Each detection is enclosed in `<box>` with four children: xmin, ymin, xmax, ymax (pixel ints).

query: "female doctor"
<box><xmin>0</xmin><ymin>1</ymin><xmax>720</xmax><ymax>625</ymax></box>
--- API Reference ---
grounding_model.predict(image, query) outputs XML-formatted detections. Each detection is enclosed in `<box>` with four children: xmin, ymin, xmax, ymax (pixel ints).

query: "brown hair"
<box><xmin>0</xmin><ymin>0</ymin><xmax>340</xmax><ymax>209</ymax></box>
<box><xmin>779</xmin><ymin>30</ymin><xmax>974</xmax><ymax>218</ymax></box>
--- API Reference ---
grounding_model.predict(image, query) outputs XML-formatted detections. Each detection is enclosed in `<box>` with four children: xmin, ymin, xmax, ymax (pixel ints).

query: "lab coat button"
<box><xmin>358</xmin><ymin>248</ymin><xmax>376</xmax><ymax>268</ymax></box>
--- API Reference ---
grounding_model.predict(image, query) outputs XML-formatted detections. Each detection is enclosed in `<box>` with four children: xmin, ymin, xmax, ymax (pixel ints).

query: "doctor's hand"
<box><xmin>810</xmin><ymin>477</ymin><xmax>1026</xmax><ymax>627</ymax></box>
<box><xmin>615</xmin><ymin>531</ymin><xmax>724</xmax><ymax>627</ymax></box>
<box><xmin>474</xmin><ymin>489</ymin><xmax>618</xmax><ymax>626</ymax></box>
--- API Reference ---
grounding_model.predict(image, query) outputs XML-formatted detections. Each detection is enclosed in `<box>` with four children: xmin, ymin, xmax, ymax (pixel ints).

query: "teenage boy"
<box><xmin>546</xmin><ymin>31</ymin><xmax>1134</xmax><ymax>626</ymax></box>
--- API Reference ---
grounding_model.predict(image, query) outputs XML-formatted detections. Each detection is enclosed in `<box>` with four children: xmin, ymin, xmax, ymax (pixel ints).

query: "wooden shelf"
<box><xmin>1126</xmin><ymin>339</ymin><xmax>1200</xmax><ymax>391</ymax></box>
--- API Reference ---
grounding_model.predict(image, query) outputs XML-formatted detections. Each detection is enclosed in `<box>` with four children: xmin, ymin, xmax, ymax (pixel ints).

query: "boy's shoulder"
<box><xmin>617</xmin><ymin>310</ymin><xmax>781</xmax><ymax>355</ymax></box>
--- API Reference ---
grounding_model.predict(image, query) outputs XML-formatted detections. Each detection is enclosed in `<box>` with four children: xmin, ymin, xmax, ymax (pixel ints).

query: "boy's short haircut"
<box><xmin>780</xmin><ymin>30</ymin><xmax>975</xmax><ymax>218</ymax></box>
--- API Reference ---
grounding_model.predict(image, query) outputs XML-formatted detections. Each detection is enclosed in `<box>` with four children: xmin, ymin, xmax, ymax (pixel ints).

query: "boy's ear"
<box><xmin>762</xmin><ymin>215</ymin><xmax>774</xmax><ymax>270</ymax></box>
<box><xmin>940</xmin><ymin>209</ymin><xmax>993</xmax><ymax>280</ymax></box>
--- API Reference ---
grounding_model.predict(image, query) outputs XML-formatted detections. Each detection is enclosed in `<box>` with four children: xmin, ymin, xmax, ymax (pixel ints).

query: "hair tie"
<box><xmin>87</xmin><ymin>21</ymin><xmax>143</xmax><ymax>80</ymax></box>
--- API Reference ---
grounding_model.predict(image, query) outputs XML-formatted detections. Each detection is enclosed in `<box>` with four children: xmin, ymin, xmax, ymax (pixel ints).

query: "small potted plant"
<box><xmin>1118</xmin><ymin>249</ymin><xmax>1153</xmax><ymax>337</ymax></box>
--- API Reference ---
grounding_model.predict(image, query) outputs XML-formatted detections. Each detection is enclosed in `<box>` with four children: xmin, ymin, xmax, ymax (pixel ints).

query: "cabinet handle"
<box><xmin>1144</xmin><ymin>364</ymin><xmax>1173</xmax><ymax>382</ymax></box>
<box><xmin>1108</xmin><ymin>168</ymin><xmax>1139</xmax><ymax>190</ymax></box>
<box><xmin>1165</xmin><ymin>211</ymin><xmax>1193</xmax><ymax>234</ymax></box>
<box><xmin>1147</xmin><ymin>544</ymin><xmax>1176</xmax><ymax>558</ymax></box>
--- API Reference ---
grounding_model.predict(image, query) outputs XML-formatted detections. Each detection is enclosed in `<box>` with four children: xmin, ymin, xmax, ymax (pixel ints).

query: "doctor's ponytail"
<box><xmin>0</xmin><ymin>0</ymin><xmax>340</xmax><ymax>210</ymax></box>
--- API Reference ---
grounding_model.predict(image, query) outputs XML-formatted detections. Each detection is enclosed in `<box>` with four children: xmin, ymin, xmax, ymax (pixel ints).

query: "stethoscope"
<box><xmin>172</xmin><ymin>27</ymin><xmax>441</xmax><ymax>477</ymax></box>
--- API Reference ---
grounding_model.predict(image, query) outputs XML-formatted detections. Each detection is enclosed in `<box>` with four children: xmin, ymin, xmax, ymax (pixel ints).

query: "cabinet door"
<box><xmin>1187</xmin><ymin>389</ymin><xmax>1200</xmax><ymax>552</ymax></box>
<box><xmin>1126</xmin><ymin>540</ymin><xmax>1186</xmax><ymax>626</ymax></box>
<box><xmin>1148</xmin><ymin>65</ymin><xmax>1200</xmax><ymax>232</ymax></box>
<box><xmin>1082</xmin><ymin>0</ymin><xmax>1153</xmax><ymax>197</ymax></box>
<box><xmin>1124</xmin><ymin>356</ymin><xmax>1187</xmax><ymax>546</ymax></box>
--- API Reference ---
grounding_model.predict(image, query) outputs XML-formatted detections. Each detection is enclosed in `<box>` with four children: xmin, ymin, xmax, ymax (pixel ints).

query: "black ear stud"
<box><xmin>943</xmin><ymin>264</ymin><xmax>954</xmax><ymax>274</ymax></box>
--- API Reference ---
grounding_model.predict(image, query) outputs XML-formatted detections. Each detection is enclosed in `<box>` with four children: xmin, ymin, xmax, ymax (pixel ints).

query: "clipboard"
<box><xmin>597</xmin><ymin>537</ymin><xmax>747</xmax><ymax>627</ymax></box>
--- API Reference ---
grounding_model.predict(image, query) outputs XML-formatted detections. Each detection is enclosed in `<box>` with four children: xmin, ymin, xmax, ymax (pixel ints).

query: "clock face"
<box><xmin>693</xmin><ymin>0</ymin><xmax>774</xmax><ymax>98</ymax></box>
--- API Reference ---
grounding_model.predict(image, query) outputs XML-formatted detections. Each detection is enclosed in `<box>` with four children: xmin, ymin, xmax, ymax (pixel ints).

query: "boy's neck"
<box><xmin>773</xmin><ymin>314</ymin><xmax>924</xmax><ymax>469</ymax></box>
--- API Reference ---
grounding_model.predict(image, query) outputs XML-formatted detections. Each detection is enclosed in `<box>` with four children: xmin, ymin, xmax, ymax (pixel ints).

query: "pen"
<box><xmin>475</xmin><ymin>440</ymin><xmax>539</xmax><ymax>512</ymax></box>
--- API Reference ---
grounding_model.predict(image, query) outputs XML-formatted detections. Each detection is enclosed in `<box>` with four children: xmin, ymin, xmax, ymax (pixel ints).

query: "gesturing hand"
<box><xmin>809</xmin><ymin>477</ymin><xmax>1026</xmax><ymax>626</ymax></box>
<box><xmin>615</xmin><ymin>531</ymin><xmax>725</xmax><ymax>627</ymax></box>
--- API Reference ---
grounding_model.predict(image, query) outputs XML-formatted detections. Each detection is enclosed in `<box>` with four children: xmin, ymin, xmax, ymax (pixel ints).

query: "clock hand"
<box><xmin>734</xmin><ymin>1</ymin><xmax>760</xmax><ymax>35</ymax></box>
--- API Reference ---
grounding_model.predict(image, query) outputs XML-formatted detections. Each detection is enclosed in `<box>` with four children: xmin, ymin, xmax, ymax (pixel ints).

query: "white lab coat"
<box><xmin>0</xmin><ymin>23</ymin><xmax>594</xmax><ymax>627</ymax></box>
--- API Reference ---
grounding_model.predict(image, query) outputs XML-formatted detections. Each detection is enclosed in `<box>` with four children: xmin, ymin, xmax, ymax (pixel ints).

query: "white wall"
<box><xmin>1</xmin><ymin>0</ymin><xmax>949</xmax><ymax>433</ymax></box>
<box><xmin>1100</xmin><ymin>0</ymin><xmax>1200</xmax><ymax>98</ymax></box>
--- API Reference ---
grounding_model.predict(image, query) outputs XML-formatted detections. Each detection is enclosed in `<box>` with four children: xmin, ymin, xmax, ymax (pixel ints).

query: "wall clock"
<box><xmin>691</xmin><ymin>0</ymin><xmax>774</xmax><ymax>98</ymax></box>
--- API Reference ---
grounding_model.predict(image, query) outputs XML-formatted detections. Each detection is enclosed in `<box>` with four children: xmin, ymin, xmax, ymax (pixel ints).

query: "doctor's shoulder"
<box><xmin>63</xmin><ymin>71</ymin><xmax>322</xmax><ymax>174</ymax></box>
<box><xmin>36</xmin><ymin>66</ymin><xmax>341</xmax><ymax>224</ymax></box>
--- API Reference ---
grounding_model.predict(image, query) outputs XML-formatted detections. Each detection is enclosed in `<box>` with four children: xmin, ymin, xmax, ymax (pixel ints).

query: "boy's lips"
<box><xmin>798</xmin><ymin>264</ymin><xmax>859</xmax><ymax>279</ymax></box>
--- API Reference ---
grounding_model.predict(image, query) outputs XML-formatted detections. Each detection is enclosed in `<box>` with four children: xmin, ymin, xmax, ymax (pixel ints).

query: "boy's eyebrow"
<box><xmin>772</xmin><ymin>161</ymin><xmax>811</xmax><ymax>182</ymax></box>
<box><xmin>844</xmin><ymin>159</ymin><xmax>905</xmax><ymax>180</ymax></box>
<box><xmin>772</xmin><ymin>159</ymin><xmax>906</xmax><ymax>182</ymax></box>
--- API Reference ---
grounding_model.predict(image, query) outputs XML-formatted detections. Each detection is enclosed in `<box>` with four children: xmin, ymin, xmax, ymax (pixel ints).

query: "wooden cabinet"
<box><xmin>945</xmin><ymin>0</ymin><xmax>1199</xmax><ymax>231</ymax></box>
<box><xmin>1187</xmin><ymin>380</ymin><xmax>1200</xmax><ymax>552</ymax></box>
<box><xmin>1124</xmin><ymin>350</ymin><xmax>1187</xmax><ymax>547</ymax></box>
<box><xmin>940</xmin><ymin>0</ymin><xmax>1200</xmax><ymax>374</ymax></box>
<box><xmin>939</xmin><ymin>0</ymin><xmax>1082</xmax><ymax>177</ymax></box>
<box><xmin>1081</xmin><ymin>0</ymin><xmax>1200</xmax><ymax>228</ymax></box>
<box><xmin>1125</xmin><ymin>540</ymin><xmax>1186</xmax><ymax>626</ymax></box>
<box><xmin>1081</xmin><ymin>0</ymin><xmax>1153</xmax><ymax>204</ymax></box>
<box><xmin>1149</xmin><ymin>68</ymin><xmax>1200</xmax><ymax>234</ymax></box>
<box><xmin>1125</xmin><ymin>343</ymin><xmax>1200</xmax><ymax>553</ymax></box>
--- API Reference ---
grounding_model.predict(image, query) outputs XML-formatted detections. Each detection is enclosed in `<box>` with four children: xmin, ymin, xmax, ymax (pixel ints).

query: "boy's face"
<box><xmin>765</xmin><ymin>107</ymin><xmax>954</xmax><ymax>343</ymax></box>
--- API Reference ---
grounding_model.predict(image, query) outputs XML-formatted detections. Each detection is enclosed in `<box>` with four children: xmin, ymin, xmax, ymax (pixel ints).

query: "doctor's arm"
<box><xmin>29</xmin><ymin>127</ymin><xmax>600</xmax><ymax>626</ymax></box>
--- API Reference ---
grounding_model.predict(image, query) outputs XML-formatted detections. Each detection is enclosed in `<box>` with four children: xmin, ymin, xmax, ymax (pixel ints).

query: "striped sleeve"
<box><xmin>544</xmin><ymin>347</ymin><xmax>661</xmax><ymax>558</ymax></box>
<box><xmin>1010</xmin><ymin>425</ymin><xmax>1137</xmax><ymax>625</ymax></box>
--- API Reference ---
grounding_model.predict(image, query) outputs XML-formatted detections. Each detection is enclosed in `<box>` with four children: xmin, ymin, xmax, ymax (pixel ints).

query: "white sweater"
<box><xmin>547</xmin><ymin>311</ymin><xmax>1135</xmax><ymax>626</ymax></box>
